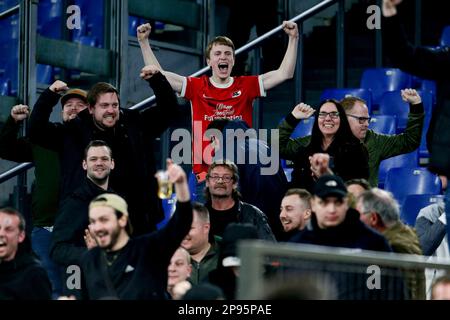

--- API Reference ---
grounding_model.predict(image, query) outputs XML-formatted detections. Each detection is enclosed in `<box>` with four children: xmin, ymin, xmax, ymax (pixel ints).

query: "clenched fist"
<box><xmin>137</xmin><ymin>23</ymin><xmax>151</xmax><ymax>41</ymax></box>
<box><xmin>11</xmin><ymin>104</ymin><xmax>30</xmax><ymax>122</ymax></box>
<box><xmin>401</xmin><ymin>88</ymin><xmax>421</xmax><ymax>105</ymax></box>
<box><xmin>282</xmin><ymin>21</ymin><xmax>299</xmax><ymax>38</ymax></box>
<box><xmin>291</xmin><ymin>102</ymin><xmax>315</xmax><ymax>120</ymax></box>
<box><xmin>140</xmin><ymin>65</ymin><xmax>160</xmax><ymax>80</ymax></box>
<box><xmin>49</xmin><ymin>80</ymin><xmax>69</xmax><ymax>93</ymax></box>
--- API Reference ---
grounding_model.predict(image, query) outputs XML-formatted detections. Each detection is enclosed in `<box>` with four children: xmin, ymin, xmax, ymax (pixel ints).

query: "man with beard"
<box><xmin>50</xmin><ymin>140</ymin><xmax>115</xmax><ymax>295</ymax></box>
<box><xmin>79</xmin><ymin>160</ymin><xmax>192</xmax><ymax>300</ymax></box>
<box><xmin>0</xmin><ymin>90</ymin><xmax>87</xmax><ymax>297</ymax></box>
<box><xmin>280</xmin><ymin>188</ymin><xmax>312</xmax><ymax>241</ymax></box>
<box><xmin>204</xmin><ymin>160</ymin><xmax>275</xmax><ymax>241</ymax></box>
<box><xmin>28</xmin><ymin>66</ymin><xmax>178</xmax><ymax>235</ymax></box>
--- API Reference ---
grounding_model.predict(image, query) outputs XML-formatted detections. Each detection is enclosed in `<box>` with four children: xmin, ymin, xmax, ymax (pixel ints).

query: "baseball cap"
<box><xmin>61</xmin><ymin>88</ymin><xmax>88</xmax><ymax>107</ymax></box>
<box><xmin>313</xmin><ymin>175</ymin><xmax>348</xmax><ymax>199</ymax></box>
<box><xmin>89</xmin><ymin>193</ymin><xmax>128</xmax><ymax>216</ymax></box>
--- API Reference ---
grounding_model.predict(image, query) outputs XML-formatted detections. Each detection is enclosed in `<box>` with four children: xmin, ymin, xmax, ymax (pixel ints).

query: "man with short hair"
<box><xmin>205</xmin><ymin>160</ymin><xmax>275</xmax><ymax>241</ymax></box>
<box><xmin>167</xmin><ymin>247</ymin><xmax>192</xmax><ymax>299</ymax></box>
<box><xmin>341</xmin><ymin>89</ymin><xmax>424</xmax><ymax>186</ymax></box>
<box><xmin>0</xmin><ymin>88</ymin><xmax>88</xmax><ymax>298</ymax></box>
<box><xmin>50</xmin><ymin>140</ymin><xmax>115</xmax><ymax>269</ymax></box>
<box><xmin>279</xmin><ymin>188</ymin><xmax>312</xmax><ymax>240</ymax></box>
<box><xmin>356</xmin><ymin>188</ymin><xmax>425</xmax><ymax>299</ymax></box>
<box><xmin>29</xmin><ymin>67</ymin><xmax>178</xmax><ymax>235</ymax></box>
<box><xmin>181</xmin><ymin>202</ymin><xmax>220</xmax><ymax>285</ymax></box>
<box><xmin>137</xmin><ymin>21</ymin><xmax>298</xmax><ymax>201</ymax></box>
<box><xmin>0</xmin><ymin>207</ymin><xmax>51</xmax><ymax>300</ymax></box>
<box><xmin>79</xmin><ymin>160</ymin><xmax>192</xmax><ymax>299</ymax></box>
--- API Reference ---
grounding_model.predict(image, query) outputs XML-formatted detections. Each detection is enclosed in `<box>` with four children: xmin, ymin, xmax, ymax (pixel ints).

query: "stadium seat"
<box><xmin>384</xmin><ymin>167</ymin><xmax>441</xmax><ymax>206</ymax></box>
<box><xmin>284</xmin><ymin>168</ymin><xmax>293</xmax><ymax>182</ymax></box>
<box><xmin>360</xmin><ymin>68</ymin><xmax>412</xmax><ymax>106</ymax></box>
<box><xmin>291</xmin><ymin>117</ymin><xmax>315</xmax><ymax>139</ymax></box>
<box><xmin>36</xmin><ymin>64</ymin><xmax>54</xmax><ymax>85</ymax></box>
<box><xmin>368</xmin><ymin>115</ymin><xmax>397</xmax><ymax>135</ymax></box>
<box><xmin>419</xmin><ymin>115</ymin><xmax>431</xmax><ymax>158</ymax></box>
<box><xmin>156</xmin><ymin>192</ymin><xmax>177</xmax><ymax>230</ymax></box>
<box><xmin>37</xmin><ymin>0</ymin><xmax>63</xmax><ymax>39</ymax></box>
<box><xmin>400</xmin><ymin>194</ymin><xmax>444</xmax><ymax>226</ymax></box>
<box><xmin>0</xmin><ymin>79</ymin><xmax>11</xmax><ymax>96</ymax></box>
<box><xmin>378</xmin><ymin>150</ymin><xmax>419</xmax><ymax>188</ymax></box>
<box><xmin>129</xmin><ymin>15</ymin><xmax>140</xmax><ymax>37</ymax></box>
<box><xmin>440</xmin><ymin>25</ymin><xmax>450</xmax><ymax>47</ymax></box>
<box><xmin>188</xmin><ymin>171</ymin><xmax>198</xmax><ymax>201</ymax></box>
<box><xmin>378</xmin><ymin>90</ymin><xmax>432</xmax><ymax>132</ymax></box>
<box><xmin>320</xmin><ymin>88</ymin><xmax>372</xmax><ymax>113</ymax></box>
<box><xmin>75</xmin><ymin>0</ymin><xmax>104</xmax><ymax>47</ymax></box>
<box><xmin>420</xmin><ymin>79</ymin><xmax>437</xmax><ymax>107</ymax></box>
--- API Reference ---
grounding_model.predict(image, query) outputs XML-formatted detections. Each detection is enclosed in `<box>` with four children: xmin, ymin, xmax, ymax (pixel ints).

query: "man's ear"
<box><xmin>82</xmin><ymin>160</ymin><xmax>87</xmax><ymax>170</ymax></box>
<box><xmin>88</xmin><ymin>105</ymin><xmax>94</xmax><ymax>114</ymax></box>
<box><xmin>304</xmin><ymin>209</ymin><xmax>312</xmax><ymax>220</ymax></box>
<box><xmin>18</xmin><ymin>230</ymin><xmax>25</xmax><ymax>244</ymax></box>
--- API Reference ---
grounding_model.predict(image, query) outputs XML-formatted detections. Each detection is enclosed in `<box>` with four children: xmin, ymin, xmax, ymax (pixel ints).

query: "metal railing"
<box><xmin>238</xmin><ymin>240</ymin><xmax>450</xmax><ymax>299</ymax></box>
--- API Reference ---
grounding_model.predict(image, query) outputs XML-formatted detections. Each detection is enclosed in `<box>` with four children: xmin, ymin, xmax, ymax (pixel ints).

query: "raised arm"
<box><xmin>28</xmin><ymin>80</ymin><xmax>68</xmax><ymax>151</ymax></box>
<box><xmin>137</xmin><ymin>23</ymin><xmax>185</xmax><ymax>93</ymax></box>
<box><xmin>278</xmin><ymin>102</ymin><xmax>314</xmax><ymax>160</ymax></box>
<box><xmin>261</xmin><ymin>21</ymin><xmax>299</xmax><ymax>91</ymax></box>
<box><xmin>0</xmin><ymin>105</ymin><xmax>33</xmax><ymax>162</ymax></box>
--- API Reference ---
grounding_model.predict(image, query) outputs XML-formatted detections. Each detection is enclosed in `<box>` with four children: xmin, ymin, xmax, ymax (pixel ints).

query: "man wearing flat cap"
<box><xmin>0</xmin><ymin>84</ymin><xmax>88</xmax><ymax>298</ymax></box>
<box><xmin>77</xmin><ymin>160</ymin><xmax>193</xmax><ymax>300</ymax></box>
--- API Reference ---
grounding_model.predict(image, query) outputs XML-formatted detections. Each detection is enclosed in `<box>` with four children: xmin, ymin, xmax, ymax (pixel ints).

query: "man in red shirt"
<box><xmin>137</xmin><ymin>21</ymin><xmax>299</xmax><ymax>198</ymax></box>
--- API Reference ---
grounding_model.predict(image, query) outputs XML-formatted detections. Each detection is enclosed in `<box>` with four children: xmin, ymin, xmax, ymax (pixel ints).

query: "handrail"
<box><xmin>0</xmin><ymin>4</ymin><xmax>19</xmax><ymax>19</ymax></box>
<box><xmin>131</xmin><ymin>0</ymin><xmax>337</xmax><ymax>110</ymax></box>
<box><xmin>0</xmin><ymin>0</ymin><xmax>338</xmax><ymax>182</ymax></box>
<box><xmin>0</xmin><ymin>162</ymin><xmax>33</xmax><ymax>184</ymax></box>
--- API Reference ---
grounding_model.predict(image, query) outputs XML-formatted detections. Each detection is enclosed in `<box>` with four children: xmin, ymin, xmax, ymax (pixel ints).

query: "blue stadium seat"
<box><xmin>0</xmin><ymin>79</ymin><xmax>11</xmax><ymax>96</ymax></box>
<box><xmin>291</xmin><ymin>117</ymin><xmax>315</xmax><ymax>139</ymax></box>
<box><xmin>36</xmin><ymin>64</ymin><xmax>54</xmax><ymax>85</ymax></box>
<box><xmin>400</xmin><ymin>194</ymin><xmax>444</xmax><ymax>226</ymax></box>
<box><xmin>37</xmin><ymin>0</ymin><xmax>63</xmax><ymax>39</ymax></box>
<box><xmin>368</xmin><ymin>115</ymin><xmax>397</xmax><ymax>135</ymax></box>
<box><xmin>75</xmin><ymin>0</ymin><xmax>104</xmax><ymax>48</ymax></box>
<box><xmin>378</xmin><ymin>90</ymin><xmax>432</xmax><ymax>132</ymax></box>
<box><xmin>188</xmin><ymin>171</ymin><xmax>198</xmax><ymax>201</ymax></box>
<box><xmin>156</xmin><ymin>193</ymin><xmax>177</xmax><ymax>230</ymax></box>
<box><xmin>440</xmin><ymin>25</ymin><xmax>450</xmax><ymax>47</ymax></box>
<box><xmin>320</xmin><ymin>88</ymin><xmax>372</xmax><ymax>113</ymax></box>
<box><xmin>378</xmin><ymin>150</ymin><xmax>419</xmax><ymax>188</ymax></box>
<box><xmin>419</xmin><ymin>115</ymin><xmax>431</xmax><ymax>158</ymax></box>
<box><xmin>284</xmin><ymin>168</ymin><xmax>293</xmax><ymax>182</ymax></box>
<box><xmin>420</xmin><ymin>79</ymin><xmax>437</xmax><ymax>107</ymax></box>
<box><xmin>384</xmin><ymin>167</ymin><xmax>441</xmax><ymax>206</ymax></box>
<box><xmin>129</xmin><ymin>15</ymin><xmax>140</xmax><ymax>37</ymax></box>
<box><xmin>360</xmin><ymin>68</ymin><xmax>412</xmax><ymax>106</ymax></box>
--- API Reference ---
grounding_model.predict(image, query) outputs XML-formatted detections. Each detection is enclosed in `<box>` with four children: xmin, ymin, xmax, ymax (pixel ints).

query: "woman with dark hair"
<box><xmin>278</xmin><ymin>100</ymin><xmax>369</xmax><ymax>192</ymax></box>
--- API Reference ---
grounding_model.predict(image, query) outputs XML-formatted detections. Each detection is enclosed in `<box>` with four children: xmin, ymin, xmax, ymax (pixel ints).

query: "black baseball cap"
<box><xmin>313</xmin><ymin>175</ymin><xmax>348</xmax><ymax>199</ymax></box>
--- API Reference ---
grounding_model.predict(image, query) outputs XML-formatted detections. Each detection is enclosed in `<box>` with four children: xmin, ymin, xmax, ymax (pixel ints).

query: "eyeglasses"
<box><xmin>347</xmin><ymin>114</ymin><xmax>371</xmax><ymax>124</ymax></box>
<box><xmin>208</xmin><ymin>175</ymin><xmax>233</xmax><ymax>183</ymax></box>
<box><xmin>318</xmin><ymin>111</ymin><xmax>340</xmax><ymax>119</ymax></box>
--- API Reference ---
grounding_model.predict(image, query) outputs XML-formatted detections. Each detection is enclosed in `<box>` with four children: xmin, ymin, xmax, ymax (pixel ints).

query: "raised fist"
<box><xmin>49</xmin><ymin>80</ymin><xmax>69</xmax><ymax>93</ymax></box>
<box><xmin>401</xmin><ymin>88</ymin><xmax>421</xmax><ymax>105</ymax></box>
<box><xmin>10</xmin><ymin>104</ymin><xmax>30</xmax><ymax>122</ymax></box>
<box><xmin>137</xmin><ymin>23</ymin><xmax>151</xmax><ymax>41</ymax></box>
<box><xmin>140</xmin><ymin>65</ymin><xmax>160</xmax><ymax>80</ymax></box>
<box><xmin>291</xmin><ymin>102</ymin><xmax>315</xmax><ymax>120</ymax></box>
<box><xmin>382</xmin><ymin>0</ymin><xmax>403</xmax><ymax>17</ymax></box>
<box><xmin>282</xmin><ymin>21</ymin><xmax>299</xmax><ymax>38</ymax></box>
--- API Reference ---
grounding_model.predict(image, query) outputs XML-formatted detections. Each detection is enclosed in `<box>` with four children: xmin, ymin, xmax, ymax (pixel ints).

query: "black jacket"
<box><xmin>0</xmin><ymin>251</ymin><xmax>52</xmax><ymax>300</ymax></box>
<box><xmin>28</xmin><ymin>73</ymin><xmax>178</xmax><ymax>234</ymax></box>
<box><xmin>50</xmin><ymin>178</ymin><xmax>114</xmax><ymax>266</ymax></box>
<box><xmin>383</xmin><ymin>14</ymin><xmax>450</xmax><ymax>176</ymax></box>
<box><xmin>206</xmin><ymin>200</ymin><xmax>276</xmax><ymax>241</ymax></box>
<box><xmin>79</xmin><ymin>201</ymin><xmax>192</xmax><ymax>300</ymax></box>
<box><xmin>294</xmin><ymin>208</ymin><xmax>392</xmax><ymax>252</ymax></box>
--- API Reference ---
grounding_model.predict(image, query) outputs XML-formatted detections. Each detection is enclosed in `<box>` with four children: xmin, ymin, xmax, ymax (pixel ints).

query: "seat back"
<box><xmin>320</xmin><ymin>88</ymin><xmax>372</xmax><ymax>113</ymax></box>
<box><xmin>360</xmin><ymin>68</ymin><xmax>412</xmax><ymax>106</ymax></box>
<box><xmin>384</xmin><ymin>167</ymin><xmax>441</xmax><ymax>206</ymax></box>
<box><xmin>440</xmin><ymin>25</ymin><xmax>450</xmax><ymax>47</ymax></box>
<box><xmin>368</xmin><ymin>115</ymin><xmax>397</xmax><ymax>135</ymax></box>
<box><xmin>291</xmin><ymin>117</ymin><xmax>315</xmax><ymax>139</ymax></box>
<box><xmin>378</xmin><ymin>150</ymin><xmax>419</xmax><ymax>187</ymax></box>
<box><xmin>400</xmin><ymin>194</ymin><xmax>444</xmax><ymax>226</ymax></box>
